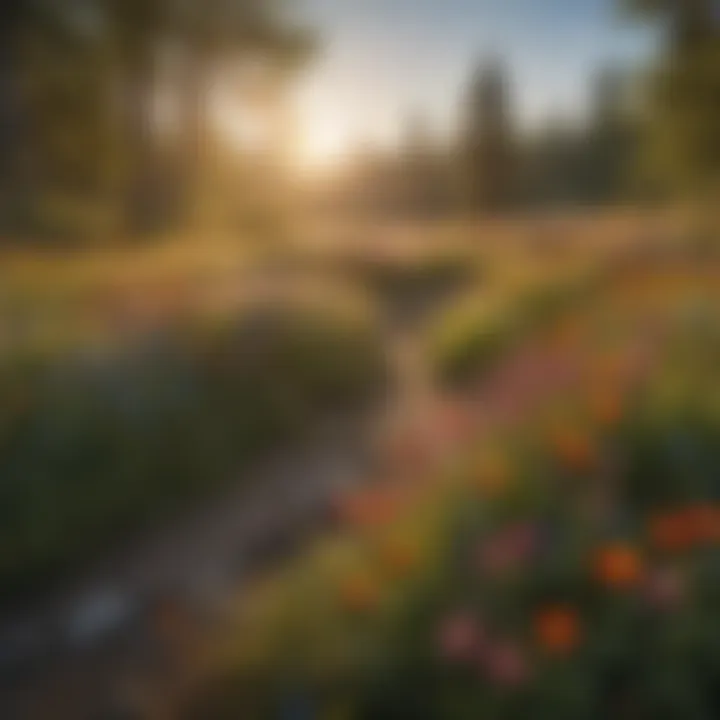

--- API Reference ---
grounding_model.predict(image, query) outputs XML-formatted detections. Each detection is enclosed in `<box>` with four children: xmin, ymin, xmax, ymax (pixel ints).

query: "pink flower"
<box><xmin>476</xmin><ymin>524</ymin><xmax>539</xmax><ymax>576</ymax></box>
<box><xmin>436</xmin><ymin>612</ymin><xmax>484</xmax><ymax>663</ymax></box>
<box><xmin>643</xmin><ymin>567</ymin><xmax>686</xmax><ymax>610</ymax></box>
<box><xmin>481</xmin><ymin>639</ymin><xmax>530</xmax><ymax>687</ymax></box>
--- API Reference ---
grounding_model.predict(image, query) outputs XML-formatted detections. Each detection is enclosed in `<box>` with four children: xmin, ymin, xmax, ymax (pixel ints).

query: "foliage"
<box><xmin>624</xmin><ymin>0</ymin><xmax>720</xmax><ymax>195</ymax></box>
<box><xmin>0</xmin><ymin>0</ymin><xmax>313</xmax><ymax>240</ymax></box>
<box><xmin>0</xmin><ymin>292</ymin><xmax>385</xmax><ymax>602</ymax></box>
<box><xmin>341</xmin><ymin>246</ymin><xmax>482</xmax><ymax>319</ymax></box>
<box><xmin>429</xmin><ymin>272</ymin><xmax>600</xmax><ymax>386</ymax></box>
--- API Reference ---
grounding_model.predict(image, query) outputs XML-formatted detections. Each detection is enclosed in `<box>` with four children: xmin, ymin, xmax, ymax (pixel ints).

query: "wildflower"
<box><xmin>647</xmin><ymin>511</ymin><xmax>696</xmax><ymax>552</ymax></box>
<box><xmin>437</xmin><ymin>612</ymin><xmax>484</xmax><ymax>663</ymax></box>
<box><xmin>481</xmin><ymin>639</ymin><xmax>530</xmax><ymax>687</ymax></box>
<box><xmin>643</xmin><ymin>567</ymin><xmax>686</xmax><ymax>611</ymax></box>
<box><xmin>685</xmin><ymin>504</ymin><xmax>720</xmax><ymax>545</ymax></box>
<box><xmin>476</xmin><ymin>523</ymin><xmax>539</xmax><ymax>576</ymax></box>
<box><xmin>534</xmin><ymin>605</ymin><xmax>582</xmax><ymax>655</ymax></box>
<box><xmin>593</xmin><ymin>543</ymin><xmax>644</xmax><ymax>589</ymax></box>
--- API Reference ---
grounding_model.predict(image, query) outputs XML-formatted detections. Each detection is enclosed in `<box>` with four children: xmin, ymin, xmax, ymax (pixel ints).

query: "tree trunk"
<box><xmin>173</xmin><ymin>45</ymin><xmax>208</xmax><ymax>230</ymax></box>
<box><xmin>120</xmin><ymin>47</ymin><xmax>161</xmax><ymax>237</ymax></box>
<box><xmin>0</xmin><ymin>2</ymin><xmax>33</xmax><ymax>235</ymax></box>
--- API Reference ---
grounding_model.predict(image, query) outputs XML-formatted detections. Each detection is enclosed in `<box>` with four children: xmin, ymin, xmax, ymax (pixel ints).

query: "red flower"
<box><xmin>534</xmin><ymin>605</ymin><xmax>582</xmax><ymax>655</ymax></box>
<box><xmin>647</xmin><ymin>511</ymin><xmax>696</xmax><ymax>552</ymax></box>
<box><xmin>686</xmin><ymin>504</ymin><xmax>720</xmax><ymax>545</ymax></box>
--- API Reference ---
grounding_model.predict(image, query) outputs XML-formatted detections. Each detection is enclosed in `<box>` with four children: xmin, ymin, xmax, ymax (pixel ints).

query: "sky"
<box><xmin>294</xmin><ymin>0</ymin><xmax>656</xmax><ymax>166</ymax></box>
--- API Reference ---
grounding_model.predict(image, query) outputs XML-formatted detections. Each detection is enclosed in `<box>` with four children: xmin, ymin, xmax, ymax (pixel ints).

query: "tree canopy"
<box><xmin>0</xmin><ymin>0</ymin><xmax>313</xmax><ymax>240</ymax></box>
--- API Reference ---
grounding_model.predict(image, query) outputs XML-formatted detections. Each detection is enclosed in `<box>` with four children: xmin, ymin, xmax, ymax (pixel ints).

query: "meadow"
<box><xmin>174</xmin><ymin>220</ymin><xmax>720</xmax><ymax>720</ymax></box>
<box><xmin>2</xmin><ymin>211</ymin><xmax>716</xmax><ymax>720</ymax></box>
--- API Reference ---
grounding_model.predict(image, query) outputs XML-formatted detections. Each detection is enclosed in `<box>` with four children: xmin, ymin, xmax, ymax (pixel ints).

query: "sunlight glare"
<box><xmin>296</xmin><ymin>114</ymin><xmax>351</xmax><ymax>176</ymax></box>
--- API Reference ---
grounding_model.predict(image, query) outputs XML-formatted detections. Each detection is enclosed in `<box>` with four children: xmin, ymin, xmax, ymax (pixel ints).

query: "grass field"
<box><xmin>1</xmin><ymin>209</ymin><xmax>716</xmax><ymax>719</ymax></box>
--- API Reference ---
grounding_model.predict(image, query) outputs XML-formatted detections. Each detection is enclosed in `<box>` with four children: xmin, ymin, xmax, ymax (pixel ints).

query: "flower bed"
<box><xmin>185</xmin><ymin>260</ymin><xmax>720</xmax><ymax>719</ymax></box>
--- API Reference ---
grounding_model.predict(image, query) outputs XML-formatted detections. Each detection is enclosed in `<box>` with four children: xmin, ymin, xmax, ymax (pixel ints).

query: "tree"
<box><xmin>624</xmin><ymin>0</ymin><xmax>720</xmax><ymax>196</ymax></box>
<box><xmin>0</xmin><ymin>0</ymin><xmax>312</xmax><ymax>240</ymax></box>
<box><xmin>0</xmin><ymin>0</ymin><xmax>52</xmax><ymax>231</ymax></box>
<box><xmin>461</xmin><ymin>59</ymin><xmax>516</xmax><ymax>213</ymax></box>
<box><xmin>581</xmin><ymin>67</ymin><xmax>638</xmax><ymax>203</ymax></box>
<box><xmin>169</xmin><ymin>0</ymin><xmax>313</xmax><ymax>231</ymax></box>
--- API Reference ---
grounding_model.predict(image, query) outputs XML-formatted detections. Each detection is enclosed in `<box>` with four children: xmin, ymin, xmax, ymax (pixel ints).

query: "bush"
<box><xmin>0</xmin><ymin>295</ymin><xmax>386</xmax><ymax>602</ymax></box>
<box><xmin>340</xmin><ymin>247</ymin><xmax>481</xmax><ymax>311</ymax></box>
<box><xmin>430</xmin><ymin>272</ymin><xmax>603</xmax><ymax>387</ymax></box>
<box><xmin>429</xmin><ymin>297</ymin><xmax>525</xmax><ymax>385</ymax></box>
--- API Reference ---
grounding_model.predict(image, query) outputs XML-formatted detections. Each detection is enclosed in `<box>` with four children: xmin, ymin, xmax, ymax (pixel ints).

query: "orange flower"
<box><xmin>549</xmin><ymin>427</ymin><xmax>597</xmax><ymax>474</ymax></box>
<box><xmin>534</xmin><ymin>605</ymin><xmax>582</xmax><ymax>655</ymax></box>
<box><xmin>593</xmin><ymin>543</ymin><xmax>643</xmax><ymax>589</ymax></box>
<box><xmin>682</xmin><ymin>504</ymin><xmax>720</xmax><ymax>545</ymax></box>
<box><xmin>339</xmin><ymin>574</ymin><xmax>381</xmax><ymax>614</ymax></box>
<box><xmin>699</xmin><ymin>506</ymin><xmax>720</xmax><ymax>544</ymax></box>
<box><xmin>647</xmin><ymin>511</ymin><xmax>696</xmax><ymax>552</ymax></box>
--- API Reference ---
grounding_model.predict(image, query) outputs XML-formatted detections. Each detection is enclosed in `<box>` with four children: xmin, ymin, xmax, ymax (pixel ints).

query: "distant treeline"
<box><xmin>313</xmin><ymin>0</ymin><xmax>720</xmax><ymax>220</ymax></box>
<box><xmin>314</xmin><ymin>63</ymin><xmax>643</xmax><ymax>219</ymax></box>
<box><xmin>0</xmin><ymin>1</ymin><xmax>718</xmax><ymax>240</ymax></box>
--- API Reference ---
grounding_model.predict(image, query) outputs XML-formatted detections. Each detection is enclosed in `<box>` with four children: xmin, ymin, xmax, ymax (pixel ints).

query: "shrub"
<box><xmin>339</xmin><ymin>247</ymin><xmax>482</xmax><ymax>313</ymax></box>
<box><xmin>430</xmin><ymin>272</ymin><xmax>604</xmax><ymax>387</ymax></box>
<box><xmin>0</xmin><ymin>295</ymin><xmax>386</xmax><ymax>602</ymax></box>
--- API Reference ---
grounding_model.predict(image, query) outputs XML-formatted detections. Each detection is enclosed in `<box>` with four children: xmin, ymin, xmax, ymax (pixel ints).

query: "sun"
<box><xmin>296</xmin><ymin>114</ymin><xmax>352</xmax><ymax>176</ymax></box>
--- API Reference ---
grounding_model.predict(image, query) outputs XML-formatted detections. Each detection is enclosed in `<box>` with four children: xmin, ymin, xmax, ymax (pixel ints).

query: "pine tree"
<box><xmin>462</xmin><ymin>58</ymin><xmax>516</xmax><ymax>213</ymax></box>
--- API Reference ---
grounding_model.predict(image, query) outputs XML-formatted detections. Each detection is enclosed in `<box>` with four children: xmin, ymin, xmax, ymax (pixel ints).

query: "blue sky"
<box><xmin>295</xmin><ymin>0</ymin><xmax>656</xmax><ymax>163</ymax></box>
